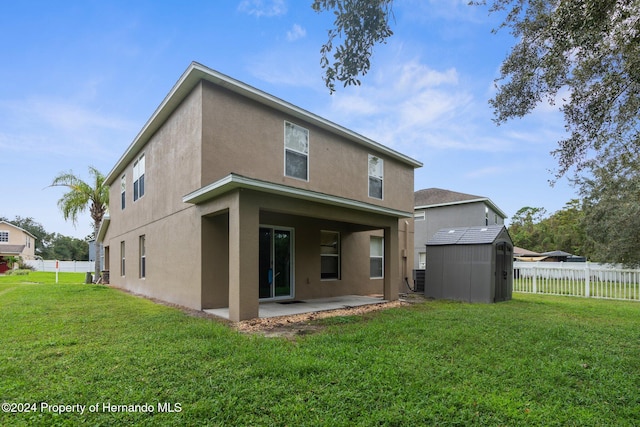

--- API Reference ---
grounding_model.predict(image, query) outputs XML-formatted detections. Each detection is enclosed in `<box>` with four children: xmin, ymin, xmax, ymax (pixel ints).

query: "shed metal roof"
<box><xmin>427</xmin><ymin>225</ymin><xmax>509</xmax><ymax>246</ymax></box>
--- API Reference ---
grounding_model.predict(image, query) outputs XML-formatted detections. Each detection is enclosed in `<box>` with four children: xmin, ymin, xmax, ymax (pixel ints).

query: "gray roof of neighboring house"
<box><xmin>541</xmin><ymin>250</ymin><xmax>573</xmax><ymax>257</ymax></box>
<box><xmin>0</xmin><ymin>244</ymin><xmax>26</xmax><ymax>254</ymax></box>
<box><xmin>414</xmin><ymin>188</ymin><xmax>508</xmax><ymax>219</ymax></box>
<box><xmin>427</xmin><ymin>225</ymin><xmax>510</xmax><ymax>246</ymax></box>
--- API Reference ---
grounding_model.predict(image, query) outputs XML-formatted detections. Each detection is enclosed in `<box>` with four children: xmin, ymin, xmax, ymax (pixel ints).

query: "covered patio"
<box><xmin>204</xmin><ymin>294</ymin><xmax>386</xmax><ymax>319</ymax></box>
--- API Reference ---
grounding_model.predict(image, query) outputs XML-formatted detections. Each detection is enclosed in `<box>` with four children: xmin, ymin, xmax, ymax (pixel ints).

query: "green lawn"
<box><xmin>1</xmin><ymin>273</ymin><xmax>639</xmax><ymax>426</ymax></box>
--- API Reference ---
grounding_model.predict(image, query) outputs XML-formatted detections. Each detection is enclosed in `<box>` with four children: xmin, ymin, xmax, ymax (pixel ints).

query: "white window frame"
<box><xmin>133</xmin><ymin>154</ymin><xmax>145</xmax><ymax>201</ymax></box>
<box><xmin>368</xmin><ymin>155</ymin><xmax>384</xmax><ymax>200</ymax></box>
<box><xmin>320</xmin><ymin>230</ymin><xmax>340</xmax><ymax>281</ymax></box>
<box><xmin>0</xmin><ymin>231</ymin><xmax>8</xmax><ymax>243</ymax></box>
<box><xmin>284</xmin><ymin>121</ymin><xmax>309</xmax><ymax>181</ymax></box>
<box><xmin>414</xmin><ymin>211</ymin><xmax>425</xmax><ymax>221</ymax></box>
<box><xmin>419</xmin><ymin>252</ymin><xmax>426</xmax><ymax>269</ymax></box>
<box><xmin>139</xmin><ymin>235</ymin><xmax>146</xmax><ymax>279</ymax></box>
<box><xmin>120</xmin><ymin>174</ymin><xmax>126</xmax><ymax>210</ymax></box>
<box><xmin>370</xmin><ymin>236</ymin><xmax>384</xmax><ymax>279</ymax></box>
<box><xmin>120</xmin><ymin>241</ymin><xmax>126</xmax><ymax>277</ymax></box>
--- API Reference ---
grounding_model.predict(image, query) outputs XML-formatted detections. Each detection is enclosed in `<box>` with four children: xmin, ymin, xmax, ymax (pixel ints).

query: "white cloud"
<box><xmin>322</xmin><ymin>58</ymin><xmax>482</xmax><ymax>153</ymax></box>
<box><xmin>0</xmin><ymin>98</ymin><xmax>137</xmax><ymax>158</ymax></box>
<box><xmin>286</xmin><ymin>24</ymin><xmax>306</xmax><ymax>41</ymax></box>
<box><xmin>237</xmin><ymin>0</ymin><xmax>287</xmax><ymax>17</ymax></box>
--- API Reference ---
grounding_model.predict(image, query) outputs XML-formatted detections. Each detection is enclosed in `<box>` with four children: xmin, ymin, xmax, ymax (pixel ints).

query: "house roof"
<box><xmin>426</xmin><ymin>225</ymin><xmax>511</xmax><ymax>246</ymax></box>
<box><xmin>0</xmin><ymin>221</ymin><xmax>37</xmax><ymax>239</ymax></box>
<box><xmin>183</xmin><ymin>173</ymin><xmax>413</xmax><ymax>218</ymax></box>
<box><xmin>414</xmin><ymin>188</ymin><xmax>507</xmax><ymax>219</ymax></box>
<box><xmin>0</xmin><ymin>244</ymin><xmax>26</xmax><ymax>255</ymax></box>
<box><xmin>513</xmin><ymin>246</ymin><xmax>541</xmax><ymax>257</ymax></box>
<box><xmin>541</xmin><ymin>250</ymin><xmax>573</xmax><ymax>257</ymax></box>
<box><xmin>105</xmin><ymin>62</ymin><xmax>423</xmax><ymax>185</ymax></box>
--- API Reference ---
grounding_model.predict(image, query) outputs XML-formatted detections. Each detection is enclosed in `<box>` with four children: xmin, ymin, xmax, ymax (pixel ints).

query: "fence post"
<box><xmin>533</xmin><ymin>263</ymin><xmax>538</xmax><ymax>294</ymax></box>
<box><xmin>585</xmin><ymin>262</ymin><xmax>590</xmax><ymax>297</ymax></box>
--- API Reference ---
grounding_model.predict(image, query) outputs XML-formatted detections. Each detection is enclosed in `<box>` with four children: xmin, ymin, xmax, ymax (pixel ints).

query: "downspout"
<box><xmin>402</xmin><ymin>220</ymin><xmax>416</xmax><ymax>292</ymax></box>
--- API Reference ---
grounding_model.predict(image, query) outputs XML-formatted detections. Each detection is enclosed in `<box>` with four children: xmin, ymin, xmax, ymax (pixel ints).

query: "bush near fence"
<box><xmin>513</xmin><ymin>261</ymin><xmax>640</xmax><ymax>301</ymax></box>
<box><xmin>24</xmin><ymin>260</ymin><xmax>95</xmax><ymax>273</ymax></box>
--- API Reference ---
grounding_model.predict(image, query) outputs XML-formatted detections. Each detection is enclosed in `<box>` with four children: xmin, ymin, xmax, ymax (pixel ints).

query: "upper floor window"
<box><xmin>133</xmin><ymin>154</ymin><xmax>145</xmax><ymax>201</ymax></box>
<box><xmin>368</xmin><ymin>155</ymin><xmax>383</xmax><ymax>199</ymax></box>
<box><xmin>284</xmin><ymin>121</ymin><xmax>309</xmax><ymax>181</ymax></box>
<box><xmin>0</xmin><ymin>231</ymin><xmax>8</xmax><ymax>243</ymax></box>
<box><xmin>121</xmin><ymin>175</ymin><xmax>126</xmax><ymax>210</ymax></box>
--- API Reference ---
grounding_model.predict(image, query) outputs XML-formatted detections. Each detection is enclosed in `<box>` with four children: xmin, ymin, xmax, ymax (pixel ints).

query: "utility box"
<box><xmin>425</xmin><ymin>225</ymin><xmax>513</xmax><ymax>303</ymax></box>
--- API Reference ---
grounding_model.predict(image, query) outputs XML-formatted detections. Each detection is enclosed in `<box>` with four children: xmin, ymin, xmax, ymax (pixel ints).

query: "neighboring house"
<box><xmin>514</xmin><ymin>247</ymin><xmax>586</xmax><ymax>262</ymax></box>
<box><xmin>88</xmin><ymin>240</ymin><xmax>105</xmax><ymax>271</ymax></box>
<box><xmin>0</xmin><ymin>221</ymin><xmax>36</xmax><ymax>273</ymax></box>
<box><xmin>98</xmin><ymin>62</ymin><xmax>422</xmax><ymax>321</ymax></box>
<box><xmin>413</xmin><ymin>188</ymin><xmax>507</xmax><ymax>270</ymax></box>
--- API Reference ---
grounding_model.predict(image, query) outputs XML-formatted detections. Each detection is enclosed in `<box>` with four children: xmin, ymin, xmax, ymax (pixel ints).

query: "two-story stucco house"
<box><xmin>0</xmin><ymin>221</ymin><xmax>36</xmax><ymax>273</ymax></box>
<box><xmin>98</xmin><ymin>62</ymin><xmax>422</xmax><ymax>321</ymax></box>
<box><xmin>413</xmin><ymin>188</ymin><xmax>507</xmax><ymax>270</ymax></box>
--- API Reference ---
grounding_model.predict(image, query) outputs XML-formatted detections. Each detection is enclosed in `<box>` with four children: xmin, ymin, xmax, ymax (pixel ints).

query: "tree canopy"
<box><xmin>0</xmin><ymin>216</ymin><xmax>89</xmax><ymax>260</ymax></box>
<box><xmin>312</xmin><ymin>0</ymin><xmax>394</xmax><ymax>94</ymax></box>
<box><xmin>486</xmin><ymin>0</ymin><xmax>640</xmax><ymax>178</ymax></box>
<box><xmin>577</xmin><ymin>155</ymin><xmax>640</xmax><ymax>267</ymax></box>
<box><xmin>314</xmin><ymin>0</ymin><xmax>640</xmax><ymax>178</ymax></box>
<box><xmin>50</xmin><ymin>166</ymin><xmax>108</xmax><ymax>279</ymax></box>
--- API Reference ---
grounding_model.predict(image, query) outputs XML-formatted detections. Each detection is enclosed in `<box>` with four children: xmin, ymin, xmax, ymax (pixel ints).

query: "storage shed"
<box><xmin>425</xmin><ymin>225</ymin><xmax>513</xmax><ymax>303</ymax></box>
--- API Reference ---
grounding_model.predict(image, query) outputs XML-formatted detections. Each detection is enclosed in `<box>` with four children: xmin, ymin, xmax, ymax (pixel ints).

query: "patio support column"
<box><xmin>384</xmin><ymin>222</ymin><xmax>399</xmax><ymax>301</ymax></box>
<box><xmin>228</xmin><ymin>190</ymin><xmax>259</xmax><ymax>321</ymax></box>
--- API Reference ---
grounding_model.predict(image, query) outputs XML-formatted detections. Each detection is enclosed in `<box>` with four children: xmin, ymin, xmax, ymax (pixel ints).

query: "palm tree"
<box><xmin>50</xmin><ymin>166</ymin><xmax>109</xmax><ymax>282</ymax></box>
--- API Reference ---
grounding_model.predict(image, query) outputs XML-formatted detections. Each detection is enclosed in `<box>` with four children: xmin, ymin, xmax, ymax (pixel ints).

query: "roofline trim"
<box><xmin>415</xmin><ymin>197</ymin><xmax>508</xmax><ymax>219</ymax></box>
<box><xmin>183</xmin><ymin>173</ymin><xmax>413</xmax><ymax>218</ymax></box>
<box><xmin>0</xmin><ymin>221</ymin><xmax>37</xmax><ymax>240</ymax></box>
<box><xmin>106</xmin><ymin>62</ymin><xmax>422</xmax><ymax>184</ymax></box>
<box><xmin>96</xmin><ymin>215</ymin><xmax>110</xmax><ymax>243</ymax></box>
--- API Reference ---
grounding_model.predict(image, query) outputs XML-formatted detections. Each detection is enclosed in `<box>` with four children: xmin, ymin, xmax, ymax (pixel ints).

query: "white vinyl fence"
<box><xmin>24</xmin><ymin>259</ymin><xmax>95</xmax><ymax>273</ymax></box>
<box><xmin>514</xmin><ymin>261</ymin><xmax>640</xmax><ymax>301</ymax></box>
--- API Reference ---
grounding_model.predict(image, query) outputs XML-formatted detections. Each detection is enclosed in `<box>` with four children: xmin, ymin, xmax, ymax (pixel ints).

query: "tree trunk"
<box><xmin>94</xmin><ymin>219</ymin><xmax>101</xmax><ymax>283</ymax></box>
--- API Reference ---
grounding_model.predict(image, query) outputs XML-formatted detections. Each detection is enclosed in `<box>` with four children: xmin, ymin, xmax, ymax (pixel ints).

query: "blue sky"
<box><xmin>1</xmin><ymin>0</ymin><xmax>576</xmax><ymax>239</ymax></box>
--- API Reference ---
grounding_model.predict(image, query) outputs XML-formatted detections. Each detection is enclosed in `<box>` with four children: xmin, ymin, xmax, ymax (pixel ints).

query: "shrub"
<box><xmin>5</xmin><ymin>269</ymin><xmax>30</xmax><ymax>276</ymax></box>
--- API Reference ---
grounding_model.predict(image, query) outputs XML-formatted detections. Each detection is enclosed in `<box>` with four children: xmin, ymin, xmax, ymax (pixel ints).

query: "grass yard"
<box><xmin>1</xmin><ymin>272</ymin><xmax>639</xmax><ymax>426</ymax></box>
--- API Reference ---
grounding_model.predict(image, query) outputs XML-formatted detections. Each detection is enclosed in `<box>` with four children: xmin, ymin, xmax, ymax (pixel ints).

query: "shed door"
<box><xmin>495</xmin><ymin>242</ymin><xmax>512</xmax><ymax>302</ymax></box>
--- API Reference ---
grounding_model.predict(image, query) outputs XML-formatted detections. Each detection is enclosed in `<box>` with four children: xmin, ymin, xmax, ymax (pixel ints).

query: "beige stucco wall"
<box><xmin>0</xmin><ymin>223</ymin><xmax>36</xmax><ymax>260</ymax></box>
<box><xmin>104</xmin><ymin>83</ymin><xmax>204</xmax><ymax>309</ymax></box>
<box><xmin>102</xmin><ymin>76</ymin><xmax>417</xmax><ymax>319</ymax></box>
<box><xmin>200</xmin><ymin>81</ymin><xmax>414</xmax><ymax>213</ymax></box>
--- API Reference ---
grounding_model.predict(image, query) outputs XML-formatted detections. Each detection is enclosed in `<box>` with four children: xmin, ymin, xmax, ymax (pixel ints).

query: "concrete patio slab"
<box><xmin>204</xmin><ymin>295</ymin><xmax>387</xmax><ymax>320</ymax></box>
